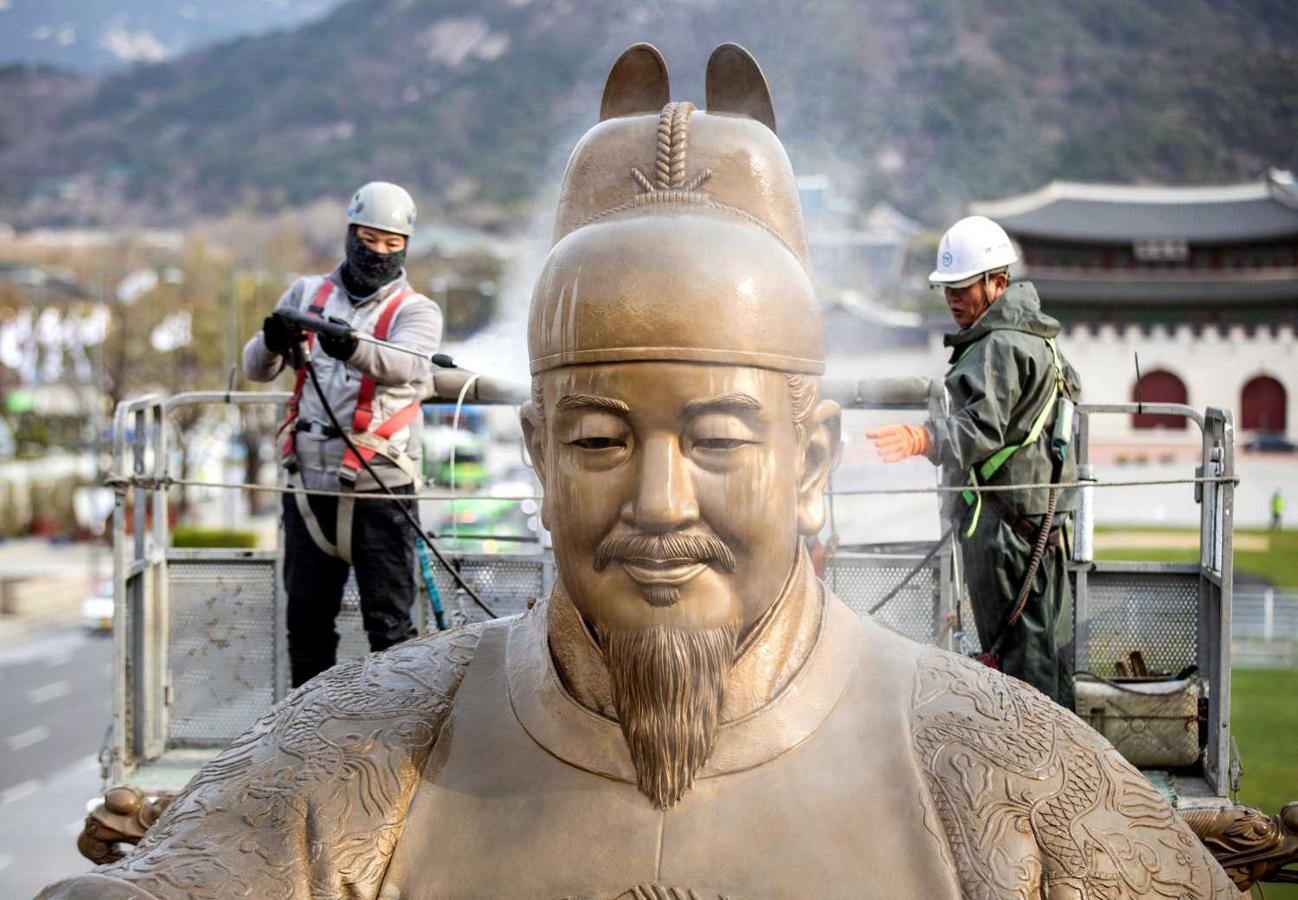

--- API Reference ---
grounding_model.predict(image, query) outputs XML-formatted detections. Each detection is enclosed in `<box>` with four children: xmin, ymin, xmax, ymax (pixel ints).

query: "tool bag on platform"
<box><xmin>1074</xmin><ymin>675</ymin><xmax>1202</xmax><ymax>768</ymax></box>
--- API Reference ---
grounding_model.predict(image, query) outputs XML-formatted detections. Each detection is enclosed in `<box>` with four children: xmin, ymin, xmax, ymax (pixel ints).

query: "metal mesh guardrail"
<box><xmin>829</xmin><ymin>554</ymin><xmax>944</xmax><ymax>645</ymax></box>
<box><xmin>433</xmin><ymin>554</ymin><xmax>548</xmax><ymax>626</ymax></box>
<box><xmin>1083</xmin><ymin>571</ymin><xmax>1199</xmax><ymax>676</ymax></box>
<box><xmin>168</xmin><ymin>558</ymin><xmax>278</xmax><ymax>746</ymax></box>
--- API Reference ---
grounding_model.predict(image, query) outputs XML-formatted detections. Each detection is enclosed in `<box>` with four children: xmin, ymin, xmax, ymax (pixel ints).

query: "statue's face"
<box><xmin>525</xmin><ymin>361</ymin><xmax>837</xmax><ymax>637</ymax></box>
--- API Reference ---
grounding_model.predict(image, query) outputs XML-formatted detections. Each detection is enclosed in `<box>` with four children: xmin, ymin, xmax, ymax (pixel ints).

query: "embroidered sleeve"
<box><xmin>38</xmin><ymin>626</ymin><xmax>482</xmax><ymax>900</ymax></box>
<box><xmin>912</xmin><ymin>650</ymin><xmax>1241</xmax><ymax>899</ymax></box>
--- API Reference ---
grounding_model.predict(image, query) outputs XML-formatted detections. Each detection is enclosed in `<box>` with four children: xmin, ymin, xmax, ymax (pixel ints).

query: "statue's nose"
<box><xmin>622</xmin><ymin>435</ymin><xmax>699</xmax><ymax>532</ymax></box>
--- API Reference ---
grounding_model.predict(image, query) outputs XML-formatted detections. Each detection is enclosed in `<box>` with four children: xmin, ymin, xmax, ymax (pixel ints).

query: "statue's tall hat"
<box><xmin>528</xmin><ymin>43</ymin><xmax>823</xmax><ymax>376</ymax></box>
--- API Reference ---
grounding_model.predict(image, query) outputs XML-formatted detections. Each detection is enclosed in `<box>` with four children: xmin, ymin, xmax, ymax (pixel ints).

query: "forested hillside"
<box><xmin>1</xmin><ymin>0</ymin><xmax>1294</xmax><ymax>228</ymax></box>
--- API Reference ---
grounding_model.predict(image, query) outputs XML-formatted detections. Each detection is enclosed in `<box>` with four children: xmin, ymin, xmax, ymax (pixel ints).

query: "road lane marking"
<box><xmin>27</xmin><ymin>679</ymin><xmax>72</xmax><ymax>704</ymax></box>
<box><xmin>6</xmin><ymin>725</ymin><xmax>50</xmax><ymax>751</ymax></box>
<box><xmin>1</xmin><ymin>779</ymin><xmax>41</xmax><ymax>804</ymax></box>
<box><xmin>0</xmin><ymin>632</ymin><xmax>87</xmax><ymax>667</ymax></box>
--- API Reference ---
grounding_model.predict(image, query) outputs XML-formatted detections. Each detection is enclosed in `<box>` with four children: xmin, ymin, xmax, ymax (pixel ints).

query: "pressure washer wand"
<box><xmin>273</xmin><ymin>308</ymin><xmax>457</xmax><ymax>367</ymax></box>
<box><xmin>355</xmin><ymin>332</ymin><xmax>457</xmax><ymax>368</ymax></box>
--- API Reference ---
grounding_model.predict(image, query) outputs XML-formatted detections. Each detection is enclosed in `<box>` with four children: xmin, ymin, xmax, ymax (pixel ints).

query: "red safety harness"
<box><xmin>277</xmin><ymin>281</ymin><xmax>333</xmax><ymax>466</ymax></box>
<box><xmin>339</xmin><ymin>288</ymin><xmax>420</xmax><ymax>482</ymax></box>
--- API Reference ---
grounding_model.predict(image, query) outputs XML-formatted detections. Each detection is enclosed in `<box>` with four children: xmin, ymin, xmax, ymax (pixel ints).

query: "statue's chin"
<box><xmin>640</xmin><ymin>584</ymin><xmax>681</xmax><ymax>607</ymax></box>
<box><xmin>596</xmin><ymin>622</ymin><xmax>738</xmax><ymax>809</ymax></box>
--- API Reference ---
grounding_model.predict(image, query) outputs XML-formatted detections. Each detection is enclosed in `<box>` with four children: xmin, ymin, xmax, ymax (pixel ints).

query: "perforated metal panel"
<box><xmin>1082</xmin><ymin>570</ymin><xmax>1199</xmax><ymax>677</ymax></box>
<box><xmin>435</xmin><ymin>555</ymin><xmax>545</xmax><ymax>625</ymax></box>
<box><xmin>167</xmin><ymin>560</ymin><xmax>277</xmax><ymax>746</ymax></box>
<box><xmin>828</xmin><ymin>554</ymin><xmax>943</xmax><ymax>645</ymax></box>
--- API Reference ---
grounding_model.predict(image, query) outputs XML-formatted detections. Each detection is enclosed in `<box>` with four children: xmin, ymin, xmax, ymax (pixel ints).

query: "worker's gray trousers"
<box><xmin>959</xmin><ymin>512</ymin><xmax>1075</xmax><ymax>710</ymax></box>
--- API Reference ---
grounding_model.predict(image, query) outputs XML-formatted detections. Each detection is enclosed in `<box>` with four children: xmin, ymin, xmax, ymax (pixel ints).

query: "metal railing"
<box><xmin>107</xmin><ymin>379</ymin><xmax>1236</xmax><ymax>801</ymax></box>
<box><xmin>1232</xmin><ymin>588</ymin><xmax>1298</xmax><ymax>668</ymax></box>
<box><xmin>1071</xmin><ymin>401</ymin><xmax>1236</xmax><ymax>797</ymax></box>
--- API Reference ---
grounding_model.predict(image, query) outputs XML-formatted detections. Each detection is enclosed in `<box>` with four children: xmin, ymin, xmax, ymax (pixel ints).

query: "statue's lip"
<box><xmin>620</xmin><ymin>559</ymin><xmax>708</xmax><ymax>586</ymax></box>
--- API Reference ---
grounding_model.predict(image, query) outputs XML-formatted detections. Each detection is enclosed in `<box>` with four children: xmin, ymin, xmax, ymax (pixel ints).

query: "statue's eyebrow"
<box><xmin>554</xmin><ymin>393</ymin><xmax>630</xmax><ymax>414</ymax></box>
<box><xmin>683</xmin><ymin>392</ymin><xmax>763</xmax><ymax>417</ymax></box>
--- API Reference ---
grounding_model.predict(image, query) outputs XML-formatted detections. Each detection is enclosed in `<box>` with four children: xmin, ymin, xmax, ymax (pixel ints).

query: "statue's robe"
<box><xmin>40</xmin><ymin>558</ymin><xmax>1239</xmax><ymax>899</ymax></box>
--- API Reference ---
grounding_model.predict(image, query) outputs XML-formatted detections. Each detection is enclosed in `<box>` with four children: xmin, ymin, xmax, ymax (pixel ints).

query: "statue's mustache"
<box><xmin>594</xmin><ymin>532</ymin><xmax>736</xmax><ymax>573</ymax></box>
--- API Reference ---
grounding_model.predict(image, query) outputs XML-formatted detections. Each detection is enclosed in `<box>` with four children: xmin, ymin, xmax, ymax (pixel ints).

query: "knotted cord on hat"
<box><xmin>575</xmin><ymin>102</ymin><xmax>804</xmax><ymax>266</ymax></box>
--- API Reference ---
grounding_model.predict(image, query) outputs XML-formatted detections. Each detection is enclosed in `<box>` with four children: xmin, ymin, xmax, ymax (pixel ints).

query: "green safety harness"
<box><xmin>958</xmin><ymin>336</ymin><xmax>1066</xmax><ymax>538</ymax></box>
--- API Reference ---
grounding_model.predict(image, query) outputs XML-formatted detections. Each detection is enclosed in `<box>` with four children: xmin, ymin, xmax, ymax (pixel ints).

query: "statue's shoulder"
<box><xmin>37</xmin><ymin>623</ymin><xmax>487</xmax><ymax>900</ymax></box>
<box><xmin>908</xmin><ymin>647</ymin><xmax>1239</xmax><ymax>899</ymax></box>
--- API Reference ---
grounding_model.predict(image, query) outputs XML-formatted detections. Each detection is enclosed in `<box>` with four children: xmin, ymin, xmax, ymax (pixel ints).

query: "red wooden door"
<box><xmin>1241</xmin><ymin>376</ymin><xmax>1287</xmax><ymax>432</ymax></box>
<box><xmin>1132</xmin><ymin>370</ymin><xmax>1188</xmax><ymax>430</ymax></box>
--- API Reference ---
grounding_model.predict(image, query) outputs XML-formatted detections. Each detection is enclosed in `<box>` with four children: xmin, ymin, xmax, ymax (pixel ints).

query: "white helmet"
<box><xmin>929</xmin><ymin>215</ymin><xmax>1018</xmax><ymax>287</ymax></box>
<box><xmin>346</xmin><ymin>181</ymin><xmax>417</xmax><ymax>237</ymax></box>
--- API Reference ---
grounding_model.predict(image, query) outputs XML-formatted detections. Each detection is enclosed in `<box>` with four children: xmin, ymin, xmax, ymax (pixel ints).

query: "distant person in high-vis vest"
<box><xmin>867</xmin><ymin>216</ymin><xmax>1082</xmax><ymax>708</ymax></box>
<box><xmin>1273</xmin><ymin>489</ymin><xmax>1285</xmax><ymax>530</ymax></box>
<box><xmin>242</xmin><ymin>182</ymin><xmax>443</xmax><ymax>687</ymax></box>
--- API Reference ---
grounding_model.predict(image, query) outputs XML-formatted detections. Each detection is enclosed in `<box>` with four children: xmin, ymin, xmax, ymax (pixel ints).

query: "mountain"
<box><xmin>1</xmin><ymin>0</ymin><xmax>1295</xmax><ymax>229</ymax></box>
<box><xmin>0</xmin><ymin>0</ymin><xmax>343</xmax><ymax>73</ymax></box>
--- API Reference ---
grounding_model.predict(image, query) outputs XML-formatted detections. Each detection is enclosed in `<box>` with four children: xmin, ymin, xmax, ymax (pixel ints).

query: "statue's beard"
<box><xmin>596</xmin><ymin>623</ymin><xmax>738</xmax><ymax>810</ymax></box>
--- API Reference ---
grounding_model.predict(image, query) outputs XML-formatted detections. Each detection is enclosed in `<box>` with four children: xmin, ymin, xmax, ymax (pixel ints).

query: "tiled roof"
<box><xmin>973</xmin><ymin>171</ymin><xmax>1298</xmax><ymax>243</ymax></box>
<box><xmin>1025</xmin><ymin>272</ymin><xmax>1298</xmax><ymax>304</ymax></box>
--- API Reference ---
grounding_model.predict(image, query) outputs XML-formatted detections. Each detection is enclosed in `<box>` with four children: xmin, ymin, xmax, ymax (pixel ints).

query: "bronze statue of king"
<box><xmin>39</xmin><ymin>44</ymin><xmax>1240</xmax><ymax>899</ymax></box>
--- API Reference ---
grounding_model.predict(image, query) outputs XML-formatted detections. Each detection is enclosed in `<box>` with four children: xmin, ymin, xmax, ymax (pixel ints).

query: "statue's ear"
<box><xmin>520</xmin><ymin>400</ymin><xmax>551</xmax><ymax>530</ymax></box>
<box><xmin>796</xmin><ymin>400</ymin><xmax>842</xmax><ymax>535</ymax></box>
<box><xmin>600</xmin><ymin>43</ymin><xmax>670</xmax><ymax>121</ymax></box>
<box><xmin>705</xmin><ymin>42</ymin><xmax>776</xmax><ymax>133</ymax></box>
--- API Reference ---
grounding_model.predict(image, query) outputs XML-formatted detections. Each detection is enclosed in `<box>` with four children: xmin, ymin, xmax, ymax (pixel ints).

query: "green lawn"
<box><xmin>1095</xmin><ymin>527</ymin><xmax>1298</xmax><ymax>588</ymax></box>
<box><xmin>1233</xmin><ymin>668</ymin><xmax>1298</xmax><ymax>898</ymax></box>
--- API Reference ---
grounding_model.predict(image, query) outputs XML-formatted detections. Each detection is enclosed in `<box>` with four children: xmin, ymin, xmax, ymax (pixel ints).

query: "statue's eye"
<box><xmin>693</xmin><ymin>437</ymin><xmax>751</xmax><ymax>451</ymax></box>
<box><xmin>689</xmin><ymin>414</ymin><xmax>760</xmax><ymax>452</ymax></box>
<box><xmin>570</xmin><ymin>436</ymin><xmax>625</xmax><ymax>450</ymax></box>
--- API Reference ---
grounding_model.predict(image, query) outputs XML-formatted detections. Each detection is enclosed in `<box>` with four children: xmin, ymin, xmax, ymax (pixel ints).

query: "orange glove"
<box><xmin>866</xmin><ymin>423</ymin><xmax>931</xmax><ymax>463</ymax></box>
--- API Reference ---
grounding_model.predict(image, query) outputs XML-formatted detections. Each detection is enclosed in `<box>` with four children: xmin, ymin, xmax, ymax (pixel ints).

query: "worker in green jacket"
<box><xmin>868</xmin><ymin>215</ymin><xmax>1081</xmax><ymax>708</ymax></box>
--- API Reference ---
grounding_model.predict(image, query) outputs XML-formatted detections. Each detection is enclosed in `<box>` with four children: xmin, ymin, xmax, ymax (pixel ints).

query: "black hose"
<box><xmin>301</xmin><ymin>351</ymin><xmax>499</xmax><ymax>619</ymax></box>
<box><xmin>868</xmin><ymin>523</ymin><xmax>958</xmax><ymax>615</ymax></box>
<box><xmin>1073</xmin><ymin>670</ymin><xmax>1196</xmax><ymax>694</ymax></box>
<box><xmin>984</xmin><ymin>457</ymin><xmax>1063</xmax><ymax>661</ymax></box>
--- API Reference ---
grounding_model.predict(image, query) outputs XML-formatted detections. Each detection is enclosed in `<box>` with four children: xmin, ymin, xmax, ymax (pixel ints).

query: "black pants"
<box><xmin>282</xmin><ymin>485</ymin><xmax>418</xmax><ymax>687</ymax></box>
<box><xmin>959</xmin><ymin>510</ymin><xmax>1075</xmax><ymax>710</ymax></box>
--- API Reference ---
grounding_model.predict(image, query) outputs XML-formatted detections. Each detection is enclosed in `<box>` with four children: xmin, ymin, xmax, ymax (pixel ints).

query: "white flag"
<box><xmin>0</xmin><ymin>320</ymin><xmax>19</xmax><ymax>371</ymax></box>
<box><xmin>150</xmin><ymin>311</ymin><xmax>192</xmax><ymax>353</ymax></box>
<box><xmin>78</xmin><ymin>306</ymin><xmax>111</xmax><ymax>346</ymax></box>
<box><xmin>36</xmin><ymin>309</ymin><xmax>64</xmax><ymax>382</ymax></box>
<box><xmin>117</xmin><ymin>268</ymin><xmax>159</xmax><ymax>304</ymax></box>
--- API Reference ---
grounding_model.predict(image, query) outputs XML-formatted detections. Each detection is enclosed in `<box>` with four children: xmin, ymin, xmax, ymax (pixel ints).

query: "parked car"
<box><xmin>1243</xmin><ymin>432</ymin><xmax>1298</xmax><ymax>454</ymax></box>
<box><xmin>81</xmin><ymin>579</ymin><xmax>113</xmax><ymax>633</ymax></box>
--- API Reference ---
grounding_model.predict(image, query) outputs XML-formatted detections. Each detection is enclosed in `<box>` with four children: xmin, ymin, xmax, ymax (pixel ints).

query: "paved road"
<box><xmin>0</xmin><ymin>626</ymin><xmax>112</xmax><ymax>898</ymax></box>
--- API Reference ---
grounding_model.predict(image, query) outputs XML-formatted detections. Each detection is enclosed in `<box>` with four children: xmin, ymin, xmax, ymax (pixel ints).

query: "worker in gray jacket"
<box><xmin>868</xmin><ymin>216</ymin><xmax>1080</xmax><ymax>708</ymax></box>
<box><xmin>242</xmin><ymin>181</ymin><xmax>443</xmax><ymax>687</ymax></box>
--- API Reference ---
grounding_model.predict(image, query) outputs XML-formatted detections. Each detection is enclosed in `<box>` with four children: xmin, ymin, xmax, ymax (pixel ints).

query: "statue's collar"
<box><xmin>505</xmin><ymin>549</ymin><xmax>864</xmax><ymax>781</ymax></box>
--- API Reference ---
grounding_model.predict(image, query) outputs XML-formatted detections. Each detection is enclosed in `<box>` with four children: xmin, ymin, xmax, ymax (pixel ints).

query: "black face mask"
<box><xmin>343</xmin><ymin>227</ymin><xmax>407</xmax><ymax>296</ymax></box>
